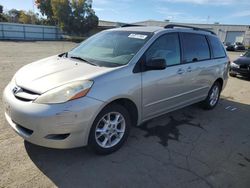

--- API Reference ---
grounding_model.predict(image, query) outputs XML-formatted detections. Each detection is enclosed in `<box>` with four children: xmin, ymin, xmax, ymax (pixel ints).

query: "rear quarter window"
<box><xmin>208</xmin><ymin>36</ymin><xmax>226</xmax><ymax>58</ymax></box>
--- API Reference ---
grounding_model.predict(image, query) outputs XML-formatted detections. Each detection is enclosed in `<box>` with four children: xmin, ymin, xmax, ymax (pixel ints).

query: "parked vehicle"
<box><xmin>225</xmin><ymin>43</ymin><xmax>235</xmax><ymax>51</ymax></box>
<box><xmin>3</xmin><ymin>25</ymin><xmax>229</xmax><ymax>154</ymax></box>
<box><xmin>229</xmin><ymin>50</ymin><xmax>250</xmax><ymax>77</ymax></box>
<box><xmin>235</xmin><ymin>42</ymin><xmax>246</xmax><ymax>51</ymax></box>
<box><xmin>226</xmin><ymin>42</ymin><xmax>245</xmax><ymax>51</ymax></box>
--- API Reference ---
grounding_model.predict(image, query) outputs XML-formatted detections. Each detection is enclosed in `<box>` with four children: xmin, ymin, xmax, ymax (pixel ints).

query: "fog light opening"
<box><xmin>45</xmin><ymin>133</ymin><xmax>70</xmax><ymax>140</ymax></box>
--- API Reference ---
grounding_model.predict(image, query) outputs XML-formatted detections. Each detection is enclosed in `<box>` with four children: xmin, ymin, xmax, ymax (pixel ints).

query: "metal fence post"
<box><xmin>23</xmin><ymin>25</ymin><xmax>26</xmax><ymax>40</ymax></box>
<box><xmin>1</xmin><ymin>23</ymin><xmax>4</xmax><ymax>39</ymax></box>
<box><xmin>42</xmin><ymin>27</ymin><xmax>44</xmax><ymax>40</ymax></box>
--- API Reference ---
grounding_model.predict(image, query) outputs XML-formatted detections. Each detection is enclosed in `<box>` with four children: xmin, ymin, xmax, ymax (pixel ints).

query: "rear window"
<box><xmin>182</xmin><ymin>33</ymin><xmax>210</xmax><ymax>63</ymax></box>
<box><xmin>208</xmin><ymin>36</ymin><xmax>226</xmax><ymax>58</ymax></box>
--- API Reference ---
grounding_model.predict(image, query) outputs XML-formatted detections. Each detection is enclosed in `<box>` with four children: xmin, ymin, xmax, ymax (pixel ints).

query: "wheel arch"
<box><xmin>106</xmin><ymin>98</ymin><xmax>139</xmax><ymax>127</ymax></box>
<box><xmin>86</xmin><ymin>97</ymin><xmax>139</xmax><ymax>149</ymax></box>
<box><xmin>215</xmin><ymin>77</ymin><xmax>223</xmax><ymax>90</ymax></box>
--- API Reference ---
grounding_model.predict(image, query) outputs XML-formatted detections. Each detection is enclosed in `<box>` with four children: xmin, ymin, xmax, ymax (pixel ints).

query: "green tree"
<box><xmin>71</xmin><ymin>0</ymin><xmax>98</xmax><ymax>35</ymax></box>
<box><xmin>19</xmin><ymin>11</ymin><xmax>41</xmax><ymax>24</ymax></box>
<box><xmin>51</xmin><ymin>0</ymin><xmax>71</xmax><ymax>32</ymax></box>
<box><xmin>35</xmin><ymin>0</ymin><xmax>98</xmax><ymax>35</ymax></box>
<box><xmin>5</xmin><ymin>9</ymin><xmax>21</xmax><ymax>22</ymax></box>
<box><xmin>35</xmin><ymin>0</ymin><xmax>55</xmax><ymax>24</ymax></box>
<box><xmin>19</xmin><ymin>10</ymin><xmax>31</xmax><ymax>24</ymax></box>
<box><xmin>0</xmin><ymin>4</ymin><xmax>7</xmax><ymax>22</ymax></box>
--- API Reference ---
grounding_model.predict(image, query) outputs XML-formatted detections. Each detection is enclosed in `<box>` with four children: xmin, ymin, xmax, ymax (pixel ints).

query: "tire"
<box><xmin>229</xmin><ymin>72</ymin><xmax>236</xmax><ymax>77</ymax></box>
<box><xmin>88</xmin><ymin>104</ymin><xmax>131</xmax><ymax>155</ymax></box>
<box><xmin>202</xmin><ymin>82</ymin><xmax>222</xmax><ymax>110</ymax></box>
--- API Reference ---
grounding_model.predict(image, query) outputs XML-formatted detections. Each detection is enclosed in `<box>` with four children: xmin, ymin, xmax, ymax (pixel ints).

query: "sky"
<box><xmin>0</xmin><ymin>0</ymin><xmax>250</xmax><ymax>25</ymax></box>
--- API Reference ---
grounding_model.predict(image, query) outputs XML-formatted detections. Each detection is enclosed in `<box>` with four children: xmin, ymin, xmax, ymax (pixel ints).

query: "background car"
<box><xmin>229</xmin><ymin>50</ymin><xmax>250</xmax><ymax>77</ymax></box>
<box><xmin>234</xmin><ymin>42</ymin><xmax>246</xmax><ymax>51</ymax></box>
<box><xmin>226</xmin><ymin>42</ymin><xmax>246</xmax><ymax>51</ymax></box>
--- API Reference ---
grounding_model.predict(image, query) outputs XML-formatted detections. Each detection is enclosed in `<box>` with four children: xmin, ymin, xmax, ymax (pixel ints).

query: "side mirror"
<box><xmin>145</xmin><ymin>58</ymin><xmax>167</xmax><ymax>70</ymax></box>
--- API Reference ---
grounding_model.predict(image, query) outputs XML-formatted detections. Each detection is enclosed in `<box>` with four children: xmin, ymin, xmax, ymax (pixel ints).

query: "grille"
<box><xmin>240</xmin><ymin>64</ymin><xmax>248</xmax><ymax>69</ymax></box>
<box><xmin>12</xmin><ymin>86</ymin><xmax>40</xmax><ymax>102</ymax></box>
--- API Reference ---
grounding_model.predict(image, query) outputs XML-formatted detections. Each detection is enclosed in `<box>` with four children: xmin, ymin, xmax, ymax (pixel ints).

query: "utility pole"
<box><xmin>207</xmin><ymin>16</ymin><xmax>210</xmax><ymax>24</ymax></box>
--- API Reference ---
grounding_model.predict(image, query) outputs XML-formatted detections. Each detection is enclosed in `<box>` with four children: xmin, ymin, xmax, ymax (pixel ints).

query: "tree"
<box><xmin>35</xmin><ymin>0</ymin><xmax>55</xmax><ymax>24</ymax></box>
<box><xmin>70</xmin><ymin>0</ymin><xmax>98</xmax><ymax>35</ymax></box>
<box><xmin>35</xmin><ymin>0</ymin><xmax>99</xmax><ymax>35</ymax></box>
<box><xmin>6</xmin><ymin>9</ymin><xmax>21</xmax><ymax>22</ymax></box>
<box><xmin>0</xmin><ymin>4</ymin><xmax>7</xmax><ymax>22</ymax></box>
<box><xmin>19</xmin><ymin>11</ymin><xmax>40</xmax><ymax>24</ymax></box>
<box><xmin>51</xmin><ymin>0</ymin><xmax>71</xmax><ymax>32</ymax></box>
<box><xmin>2</xmin><ymin>8</ymin><xmax>41</xmax><ymax>24</ymax></box>
<box><xmin>19</xmin><ymin>11</ymin><xmax>31</xmax><ymax>24</ymax></box>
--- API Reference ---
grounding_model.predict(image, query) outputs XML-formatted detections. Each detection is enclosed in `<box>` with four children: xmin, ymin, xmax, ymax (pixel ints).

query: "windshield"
<box><xmin>68</xmin><ymin>31</ymin><xmax>152</xmax><ymax>67</ymax></box>
<box><xmin>243</xmin><ymin>50</ymin><xmax>250</xmax><ymax>57</ymax></box>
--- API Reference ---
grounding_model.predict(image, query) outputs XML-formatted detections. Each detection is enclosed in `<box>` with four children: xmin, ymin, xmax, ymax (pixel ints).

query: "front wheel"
<box><xmin>202</xmin><ymin>82</ymin><xmax>221</xmax><ymax>110</ymax></box>
<box><xmin>88</xmin><ymin>104</ymin><xmax>131</xmax><ymax>155</ymax></box>
<box><xmin>229</xmin><ymin>72</ymin><xmax>236</xmax><ymax>77</ymax></box>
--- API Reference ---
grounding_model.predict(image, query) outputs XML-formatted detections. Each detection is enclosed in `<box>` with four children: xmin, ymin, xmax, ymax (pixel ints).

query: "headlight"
<box><xmin>230</xmin><ymin>62</ymin><xmax>239</xmax><ymax>68</ymax></box>
<box><xmin>34</xmin><ymin>80</ymin><xmax>93</xmax><ymax>104</ymax></box>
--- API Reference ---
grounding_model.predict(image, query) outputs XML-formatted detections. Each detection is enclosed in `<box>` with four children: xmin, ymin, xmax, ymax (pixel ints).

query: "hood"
<box><xmin>234</xmin><ymin>56</ymin><xmax>250</xmax><ymax>65</ymax></box>
<box><xmin>15</xmin><ymin>55</ymin><xmax>112</xmax><ymax>94</ymax></box>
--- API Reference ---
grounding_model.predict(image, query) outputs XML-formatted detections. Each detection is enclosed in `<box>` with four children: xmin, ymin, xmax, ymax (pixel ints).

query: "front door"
<box><xmin>141</xmin><ymin>33</ymin><xmax>190</xmax><ymax>119</ymax></box>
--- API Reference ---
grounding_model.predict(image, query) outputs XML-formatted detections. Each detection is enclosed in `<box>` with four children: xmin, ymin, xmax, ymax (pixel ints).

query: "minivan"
<box><xmin>3</xmin><ymin>25</ymin><xmax>229</xmax><ymax>154</ymax></box>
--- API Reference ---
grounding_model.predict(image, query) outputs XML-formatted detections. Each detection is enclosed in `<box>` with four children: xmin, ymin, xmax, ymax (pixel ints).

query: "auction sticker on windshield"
<box><xmin>128</xmin><ymin>34</ymin><xmax>147</xmax><ymax>40</ymax></box>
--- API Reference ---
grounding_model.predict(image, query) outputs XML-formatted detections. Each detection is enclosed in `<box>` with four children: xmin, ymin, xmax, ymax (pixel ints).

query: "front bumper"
<box><xmin>230</xmin><ymin>66</ymin><xmax>250</xmax><ymax>77</ymax></box>
<box><xmin>2</xmin><ymin>83</ymin><xmax>104</xmax><ymax>149</ymax></box>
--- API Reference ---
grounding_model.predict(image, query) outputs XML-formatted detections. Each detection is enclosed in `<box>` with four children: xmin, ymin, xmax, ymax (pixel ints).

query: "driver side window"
<box><xmin>146</xmin><ymin>33</ymin><xmax>181</xmax><ymax>66</ymax></box>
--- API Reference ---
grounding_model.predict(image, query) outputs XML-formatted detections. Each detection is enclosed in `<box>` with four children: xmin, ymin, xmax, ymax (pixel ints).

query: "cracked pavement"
<box><xmin>0</xmin><ymin>42</ymin><xmax>250</xmax><ymax>188</ymax></box>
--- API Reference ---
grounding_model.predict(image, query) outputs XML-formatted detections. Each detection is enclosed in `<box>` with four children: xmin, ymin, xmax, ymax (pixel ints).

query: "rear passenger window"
<box><xmin>208</xmin><ymin>36</ymin><xmax>226</xmax><ymax>58</ymax></box>
<box><xmin>182</xmin><ymin>33</ymin><xmax>210</xmax><ymax>63</ymax></box>
<box><xmin>145</xmin><ymin>33</ymin><xmax>180</xmax><ymax>66</ymax></box>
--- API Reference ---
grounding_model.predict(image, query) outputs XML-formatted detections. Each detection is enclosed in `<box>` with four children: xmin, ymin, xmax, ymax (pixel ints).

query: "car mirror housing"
<box><xmin>145</xmin><ymin>58</ymin><xmax>167</xmax><ymax>70</ymax></box>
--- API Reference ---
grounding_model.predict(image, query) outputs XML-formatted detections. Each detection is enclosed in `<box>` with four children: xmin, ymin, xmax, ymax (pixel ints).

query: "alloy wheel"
<box><xmin>209</xmin><ymin>85</ymin><xmax>219</xmax><ymax>106</ymax></box>
<box><xmin>95</xmin><ymin>112</ymin><xmax>126</xmax><ymax>148</ymax></box>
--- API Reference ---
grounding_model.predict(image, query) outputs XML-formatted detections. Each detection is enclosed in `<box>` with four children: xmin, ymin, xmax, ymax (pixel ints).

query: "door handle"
<box><xmin>187</xmin><ymin>67</ymin><xmax>192</xmax><ymax>72</ymax></box>
<box><xmin>177</xmin><ymin>68</ymin><xmax>185</xmax><ymax>74</ymax></box>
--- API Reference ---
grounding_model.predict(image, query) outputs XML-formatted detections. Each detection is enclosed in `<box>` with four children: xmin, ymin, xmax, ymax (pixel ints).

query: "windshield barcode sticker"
<box><xmin>128</xmin><ymin>34</ymin><xmax>147</xmax><ymax>40</ymax></box>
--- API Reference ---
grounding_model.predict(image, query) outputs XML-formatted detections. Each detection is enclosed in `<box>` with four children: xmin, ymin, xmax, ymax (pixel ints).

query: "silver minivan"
<box><xmin>3</xmin><ymin>25</ymin><xmax>229</xmax><ymax>154</ymax></box>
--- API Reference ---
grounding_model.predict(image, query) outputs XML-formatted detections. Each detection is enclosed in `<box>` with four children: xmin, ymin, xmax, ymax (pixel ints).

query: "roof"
<box><xmin>108</xmin><ymin>25</ymin><xmax>216</xmax><ymax>36</ymax></box>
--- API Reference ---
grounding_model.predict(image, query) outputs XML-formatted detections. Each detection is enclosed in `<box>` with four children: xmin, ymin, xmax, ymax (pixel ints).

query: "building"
<box><xmin>97</xmin><ymin>20</ymin><xmax>125</xmax><ymax>31</ymax></box>
<box><xmin>133</xmin><ymin>20</ymin><xmax>250</xmax><ymax>46</ymax></box>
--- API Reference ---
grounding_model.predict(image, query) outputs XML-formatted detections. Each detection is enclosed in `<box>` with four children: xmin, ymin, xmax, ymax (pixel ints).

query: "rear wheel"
<box><xmin>202</xmin><ymin>82</ymin><xmax>221</xmax><ymax>110</ymax></box>
<box><xmin>88</xmin><ymin>104</ymin><xmax>131</xmax><ymax>155</ymax></box>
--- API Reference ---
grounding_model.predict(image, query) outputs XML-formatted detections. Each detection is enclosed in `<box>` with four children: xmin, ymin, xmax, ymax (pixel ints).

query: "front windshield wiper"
<box><xmin>70</xmin><ymin>56</ymin><xmax>98</xmax><ymax>66</ymax></box>
<box><xmin>58</xmin><ymin>52</ymin><xmax>68</xmax><ymax>58</ymax></box>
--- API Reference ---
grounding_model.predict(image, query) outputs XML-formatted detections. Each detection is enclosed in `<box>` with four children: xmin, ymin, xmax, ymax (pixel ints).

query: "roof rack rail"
<box><xmin>121</xmin><ymin>24</ymin><xmax>142</xmax><ymax>27</ymax></box>
<box><xmin>164</xmin><ymin>24</ymin><xmax>216</xmax><ymax>35</ymax></box>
